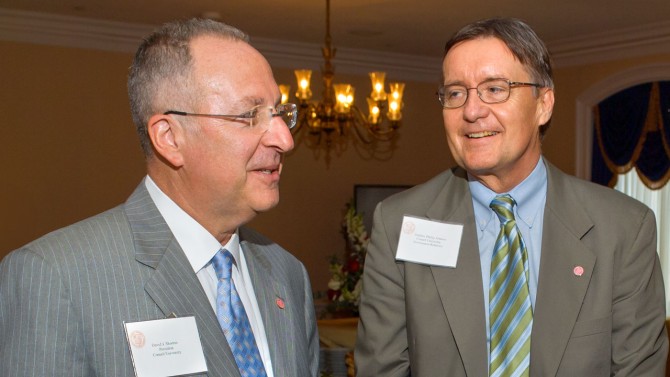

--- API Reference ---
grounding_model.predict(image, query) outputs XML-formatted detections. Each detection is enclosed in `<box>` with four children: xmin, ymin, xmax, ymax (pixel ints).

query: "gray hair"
<box><xmin>127</xmin><ymin>18</ymin><xmax>249</xmax><ymax>156</ymax></box>
<box><xmin>444</xmin><ymin>17</ymin><xmax>554</xmax><ymax>135</ymax></box>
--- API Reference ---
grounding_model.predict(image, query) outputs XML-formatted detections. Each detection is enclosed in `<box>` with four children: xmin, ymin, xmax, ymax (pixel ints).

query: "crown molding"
<box><xmin>252</xmin><ymin>37</ymin><xmax>443</xmax><ymax>84</ymax></box>
<box><xmin>0</xmin><ymin>8</ymin><xmax>152</xmax><ymax>53</ymax></box>
<box><xmin>0</xmin><ymin>8</ymin><xmax>441</xmax><ymax>83</ymax></box>
<box><xmin>548</xmin><ymin>20</ymin><xmax>670</xmax><ymax>67</ymax></box>
<box><xmin>2</xmin><ymin>7</ymin><xmax>670</xmax><ymax>81</ymax></box>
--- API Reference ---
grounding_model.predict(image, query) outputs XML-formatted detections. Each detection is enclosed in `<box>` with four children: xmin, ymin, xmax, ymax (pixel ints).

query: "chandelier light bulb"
<box><xmin>369</xmin><ymin>71</ymin><xmax>387</xmax><ymax>101</ymax></box>
<box><xmin>294</xmin><ymin>69</ymin><xmax>313</xmax><ymax>100</ymax></box>
<box><xmin>367</xmin><ymin>97</ymin><xmax>381</xmax><ymax>124</ymax></box>
<box><xmin>334</xmin><ymin>84</ymin><xmax>355</xmax><ymax>113</ymax></box>
<box><xmin>279</xmin><ymin>85</ymin><xmax>291</xmax><ymax>104</ymax></box>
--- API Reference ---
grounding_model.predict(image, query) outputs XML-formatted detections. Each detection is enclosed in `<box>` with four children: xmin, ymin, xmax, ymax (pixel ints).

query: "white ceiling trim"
<box><xmin>252</xmin><ymin>37</ymin><xmax>443</xmax><ymax>84</ymax></box>
<box><xmin>0</xmin><ymin>8</ymin><xmax>441</xmax><ymax>82</ymax></box>
<box><xmin>2</xmin><ymin>8</ymin><xmax>670</xmax><ymax>82</ymax></box>
<box><xmin>0</xmin><ymin>8</ymin><xmax>153</xmax><ymax>53</ymax></box>
<box><xmin>549</xmin><ymin>20</ymin><xmax>670</xmax><ymax>67</ymax></box>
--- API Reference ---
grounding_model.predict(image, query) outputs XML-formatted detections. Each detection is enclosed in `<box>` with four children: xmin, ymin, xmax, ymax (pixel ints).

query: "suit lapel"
<box><xmin>427</xmin><ymin>168</ymin><xmax>489</xmax><ymax>377</ymax></box>
<box><xmin>241</xmin><ymin>236</ymin><xmax>293</xmax><ymax>377</ymax></box>
<box><xmin>125</xmin><ymin>182</ymin><xmax>241</xmax><ymax>377</ymax></box>
<box><xmin>416</xmin><ymin>164</ymin><xmax>596</xmax><ymax>376</ymax></box>
<box><xmin>530</xmin><ymin>164</ymin><xmax>595</xmax><ymax>377</ymax></box>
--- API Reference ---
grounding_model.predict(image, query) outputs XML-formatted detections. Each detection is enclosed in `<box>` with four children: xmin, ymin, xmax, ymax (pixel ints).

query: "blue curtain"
<box><xmin>591</xmin><ymin>81</ymin><xmax>670</xmax><ymax>189</ymax></box>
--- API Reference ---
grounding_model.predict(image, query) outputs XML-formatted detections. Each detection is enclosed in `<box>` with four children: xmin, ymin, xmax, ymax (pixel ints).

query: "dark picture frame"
<box><xmin>354</xmin><ymin>184</ymin><xmax>412</xmax><ymax>233</ymax></box>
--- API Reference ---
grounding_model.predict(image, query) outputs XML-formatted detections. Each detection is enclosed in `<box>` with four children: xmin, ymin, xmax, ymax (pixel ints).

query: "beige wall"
<box><xmin>0</xmin><ymin>40</ymin><xmax>146</xmax><ymax>255</ymax></box>
<box><xmin>2</xmin><ymin>39</ymin><xmax>669</xmax><ymax>293</ymax></box>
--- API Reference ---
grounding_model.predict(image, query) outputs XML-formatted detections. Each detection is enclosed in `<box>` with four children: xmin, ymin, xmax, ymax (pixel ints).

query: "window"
<box><xmin>589</xmin><ymin>79</ymin><xmax>670</xmax><ymax>313</ymax></box>
<box><xmin>614</xmin><ymin>170</ymin><xmax>670</xmax><ymax>312</ymax></box>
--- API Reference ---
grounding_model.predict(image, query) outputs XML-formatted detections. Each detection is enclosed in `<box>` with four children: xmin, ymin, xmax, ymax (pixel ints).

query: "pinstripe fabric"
<box><xmin>242</xmin><ymin>231</ymin><xmax>318</xmax><ymax>377</ymax></box>
<box><xmin>0</xmin><ymin>181</ymin><xmax>319</xmax><ymax>377</ymax></box>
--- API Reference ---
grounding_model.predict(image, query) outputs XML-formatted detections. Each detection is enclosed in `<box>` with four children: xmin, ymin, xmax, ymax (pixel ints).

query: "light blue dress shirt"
<box><xmin>468</xmin><ymin>158</ymin><xmax>547</xmax><ymax>357</ymax></box>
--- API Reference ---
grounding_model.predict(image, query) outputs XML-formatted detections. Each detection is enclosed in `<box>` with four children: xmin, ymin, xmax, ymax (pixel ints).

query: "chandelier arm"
<box><xmin>349</xmin><ymin>104</ymin><xmax>398</xmax><ymax>141</ymax></box>
<box><xmin>367</xmin><ymin>128</ymin><xmax>399</xmax><ymax>141</ymax></box>
<box><xmin>296</xmin><ymin>102</ymin><xmax>319</xmax><ymax>132</ymax></box>
<box><xmin>350</xmin><ymin>120</ymin><xmax>374</xmax><ymax>145</ymax></box>
<box><xmin>346</xmin><ymin>105</ymin><xmax>374</xmax><ymax>143</ymax></box>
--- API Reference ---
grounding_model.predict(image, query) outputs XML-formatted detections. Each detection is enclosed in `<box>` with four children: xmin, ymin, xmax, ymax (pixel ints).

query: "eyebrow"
<box><xmin>243</xmin><ymin>96</ymin><xmax>264</xmax><ymax>106</ymax></box>
<box><xmin>442</xmin><ymin>79</ymin><xmax>466</xmax><ymax>86</ymax></box>
<box><xmin>234</xmin><ymin>95</ymin><xmax>283</xmax><ymax>109</ymax></box>
<box><xmin>224</xmin><ymin>96</ymin><xmax>262</xmax><ymax>113</ymax></box>
<box><xmin>442</xmin><ymin>76</ymin><xmax>509</xmax><ymax>86</ymax></box>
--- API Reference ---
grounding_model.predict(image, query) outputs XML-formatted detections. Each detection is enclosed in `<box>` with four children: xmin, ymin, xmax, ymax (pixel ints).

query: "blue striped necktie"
<box><xmin>212</xmin><ymin>249</ymin><xmax>268</xmax><ymax>377</ymax></box>
<box><xmin>489</xmin><ymin>195</ymin><xmax>533</xmax><ymax>377</ymax></box>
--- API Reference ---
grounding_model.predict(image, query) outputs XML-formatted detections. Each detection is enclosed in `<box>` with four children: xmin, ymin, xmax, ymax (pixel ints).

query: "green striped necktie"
<box><xmin>489</xmin><ymin>194</ymin><xmax>533</xmax><ymax>377</ymax></box>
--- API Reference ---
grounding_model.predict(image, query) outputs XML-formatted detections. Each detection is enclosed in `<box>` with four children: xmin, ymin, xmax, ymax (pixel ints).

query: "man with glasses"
<box><xmin>0</xmin><ymin>19</ymin><xmax>318</xmax><ymax>376</ymax></box>
<box><xmin>355</xmin><ymin>17</ymin><xmax>667</xmax><ymax>376</ymax></box>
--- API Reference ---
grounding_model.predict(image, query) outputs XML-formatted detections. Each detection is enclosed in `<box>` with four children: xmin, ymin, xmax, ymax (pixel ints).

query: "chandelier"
<box><xmin>280</xmin><ymin>0</ymin><xmax>405</xmax><ymax>158</ymax></box>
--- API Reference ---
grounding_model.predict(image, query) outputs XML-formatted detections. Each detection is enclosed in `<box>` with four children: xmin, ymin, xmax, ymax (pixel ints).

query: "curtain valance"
<box><xmin>591</xmin><ymin>81</ymin><xmax>670</xmax><ymax>189</ymax></box>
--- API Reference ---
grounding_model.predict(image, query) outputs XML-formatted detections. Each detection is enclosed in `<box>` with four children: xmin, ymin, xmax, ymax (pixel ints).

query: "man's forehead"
<box><xmin>442</xmin><ymin>38</ymin><xmax>526</xmax><ymax>81</ymax></box>
<box><xmin>444</xmin><ymin>38</ymin><xmax>516</xmax><ymax>63</ymax></box>
<box><xmin>188</xmin><ymin>37</ymin><xmax>277</xmax><ymax>105</ymax></box>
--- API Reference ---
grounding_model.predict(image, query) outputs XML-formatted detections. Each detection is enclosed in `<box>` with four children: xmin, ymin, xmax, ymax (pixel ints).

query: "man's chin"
<box><xmin>250</xmin><ymin>194</ymin><xmax>281</xmax><ymax>214</ymax></box>
<box><xmin>459</xmin><ymin>160</ymin><xmax>497</xmax><ymax>176</ymax></box>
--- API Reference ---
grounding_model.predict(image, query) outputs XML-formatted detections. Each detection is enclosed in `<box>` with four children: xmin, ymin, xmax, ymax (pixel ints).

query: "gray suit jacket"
<box><xmin>355</xmin><ymin>161</ymin><xmax>667</xmax><ymax>376</ymax></box>
<box><xmin>0</xmin><ymin>182</ymin><xmax>319</xmax><ymax>377</ymax></box>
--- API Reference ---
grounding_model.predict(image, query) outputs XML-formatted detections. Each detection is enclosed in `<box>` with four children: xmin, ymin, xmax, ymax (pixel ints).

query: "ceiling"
<box><xmin>2</xmin><ymin>0</ymin><xmax>670</xmax><ymax>61</ymax></box>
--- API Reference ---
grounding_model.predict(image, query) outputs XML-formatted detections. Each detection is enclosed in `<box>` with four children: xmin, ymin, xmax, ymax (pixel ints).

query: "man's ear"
<box><xmin>147</xmin><ymin>114</ymin><xmax>185</xmax><ymax>168</ymax></box>
<box><xmin>537</xmin><ymin>87</ymin><xmax>555</xmax><ymax>127</ymax></box>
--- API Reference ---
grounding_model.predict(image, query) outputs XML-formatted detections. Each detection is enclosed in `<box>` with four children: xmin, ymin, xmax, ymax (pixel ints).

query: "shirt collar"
<box><xmin>469</xmin><ymin>158</ymin><xmax>547</xmax><ymax>230</ymax></box>
<box><xmin>144</xmin><ymin>176</ymin><xmax>241</xmax><ymax>273</ymax></box>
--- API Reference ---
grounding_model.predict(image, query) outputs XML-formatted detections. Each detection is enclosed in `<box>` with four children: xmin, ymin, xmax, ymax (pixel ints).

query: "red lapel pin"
<box><xmin>573</xmin><ymin>266</ymin><xmax>584</xmax><ymax>277</ymax></box>
<box><xmin>276</xmin><ymin>297</ymin><xmax>285</xmax><ymax>309</ymax></box>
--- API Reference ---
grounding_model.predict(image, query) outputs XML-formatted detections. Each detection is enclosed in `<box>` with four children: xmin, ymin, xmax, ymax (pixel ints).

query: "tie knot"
<box><xmin>490</xmin><ymin>194</ymin><xmax>517</xmax><ymax>224</ymax></box>
<box><xmin>211</xmin><ymin>248</ymin><xmax>234</xmax><ymax>280</ymax></box>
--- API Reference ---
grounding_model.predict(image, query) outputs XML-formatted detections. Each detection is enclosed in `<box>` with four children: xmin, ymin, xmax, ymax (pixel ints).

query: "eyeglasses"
<box><xmin>164</xmin><ymin>103</ymin><xmax>298</xmax><ymax>130</ymax></box>
<box><xmin>437</xmin><ymin>79</ymin><xmax>542</xmax><ymax>109</ymax></box>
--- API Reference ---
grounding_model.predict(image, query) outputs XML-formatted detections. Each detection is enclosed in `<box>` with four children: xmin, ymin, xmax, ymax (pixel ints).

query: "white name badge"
<box><xmin>124</xmin><ymin>316</ymin><xmax>208</xmax><ymax>377</ymax></box>
<box><xmin>395</xmin><ymin>215</ymin><xmax>463</xmax><ymax>268</ymax></box>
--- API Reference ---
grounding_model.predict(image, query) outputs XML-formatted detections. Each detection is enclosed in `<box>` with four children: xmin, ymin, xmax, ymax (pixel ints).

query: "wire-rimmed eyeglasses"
<box><xmin>164</xmin><ymin>103</ymin><xmax>298</xmax><ymax>131</ymax></box>
<box><xmin>437</xmin><ymin>79</ymin><xmax>542</xmax><ymax>109</ymax></box>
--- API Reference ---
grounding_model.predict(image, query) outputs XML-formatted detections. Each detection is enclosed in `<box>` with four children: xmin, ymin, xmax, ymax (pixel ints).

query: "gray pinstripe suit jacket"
<box><xmin>0</xmin><ymin>182</ymin><xmax>319</xmax><ymax>377</ymax></box>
